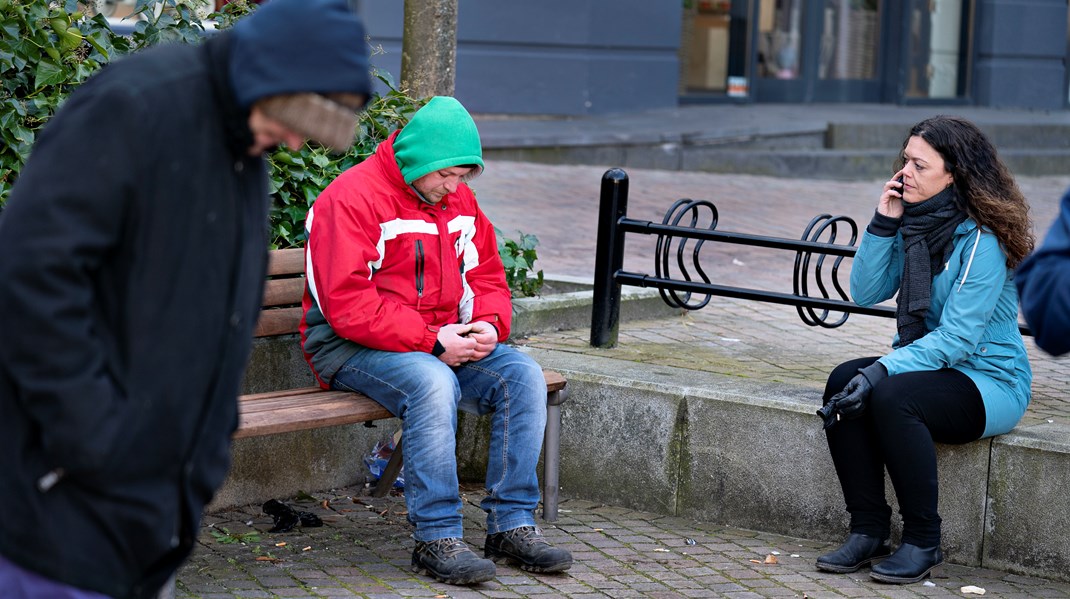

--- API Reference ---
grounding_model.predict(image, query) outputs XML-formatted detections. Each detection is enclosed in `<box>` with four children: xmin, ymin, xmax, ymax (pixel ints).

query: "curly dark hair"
<box><xmin>893</xmin><ymin>115</ymin><xmax>1035</xmax><ymax>268</ymax></box>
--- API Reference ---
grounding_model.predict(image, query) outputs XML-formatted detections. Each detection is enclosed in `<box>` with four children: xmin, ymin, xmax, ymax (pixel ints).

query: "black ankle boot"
<box><xmin>870</xmin><ymin>543</ymin><xmax>943</xmax><ymax>584</ymax></box>
<box><xmin>815</xmin><ymin>533</ymin><xmax>891</xmax><ymax>573</ymax></box>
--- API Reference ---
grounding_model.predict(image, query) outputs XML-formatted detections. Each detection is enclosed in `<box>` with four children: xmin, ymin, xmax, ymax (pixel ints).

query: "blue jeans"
<box><xmin>332</xmin><ymin>344</ymin><xmax>547</xmax><ymax>541</ymax></box>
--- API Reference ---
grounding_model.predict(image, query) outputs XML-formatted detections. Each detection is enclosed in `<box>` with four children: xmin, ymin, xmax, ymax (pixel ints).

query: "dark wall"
<box><xmin>358</xmin><ymin>0</ymin><xmax>682</xmax><ymax>115</ymax></box>
<box><xmin>973</xmin><ymin>0</ymin><xmax>1068</xmax><ymax>109</ymax></box>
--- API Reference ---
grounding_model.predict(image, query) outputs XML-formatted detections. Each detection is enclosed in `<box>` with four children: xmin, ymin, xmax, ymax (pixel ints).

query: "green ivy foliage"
<box><xmin>0</xmin><ymin>0</ymin><xmax>212</xmax><ymax>205</ymax></box>
<box><xmin>0</xmin><ymin>0</ymin><xmax>127</xmax><ymax>201</ymax></box>
<box><xmin>496</xmin><ymin>228</ymin><xmax>544</xmax><ymax>297</ymax></box>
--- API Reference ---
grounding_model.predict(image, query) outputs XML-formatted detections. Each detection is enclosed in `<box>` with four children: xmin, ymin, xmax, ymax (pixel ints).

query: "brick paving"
<box><xmin>176</xmin><ymin>163</ymin><xmax>1070</xmax><ymax>597</ymax></box>
<box><xmin>179</xmin><ymin>484</ymin><xmax>1070</xmax><ymax>598</ymax></box>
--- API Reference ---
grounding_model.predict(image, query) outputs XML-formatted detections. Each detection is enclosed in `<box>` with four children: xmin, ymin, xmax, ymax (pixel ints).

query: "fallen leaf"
<box><xmin>961</xmin><ymin>586</ymin><xmax>986</xmax><ymax>595</ymax></box>
<box><xmin>763</xmin><ymin>554</ymin><xmax>778</xmax><ymax>564</ymax></box>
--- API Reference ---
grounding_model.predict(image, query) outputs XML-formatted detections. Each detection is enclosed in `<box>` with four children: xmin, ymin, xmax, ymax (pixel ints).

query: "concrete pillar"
<box><xmin>973</xmin><ymin>0</ymin><xmax>1068</xmax><ymax>109</ymax></box>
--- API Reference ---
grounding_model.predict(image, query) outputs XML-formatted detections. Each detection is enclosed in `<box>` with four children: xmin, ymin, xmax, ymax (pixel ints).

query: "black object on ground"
<box><xmin>262</xmin><ymin>499</ymin><xmax>324</xmax><ymax>533</ymax></box>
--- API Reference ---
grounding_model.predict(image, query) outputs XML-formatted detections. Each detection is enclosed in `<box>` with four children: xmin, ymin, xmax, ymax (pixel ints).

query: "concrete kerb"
<box><xmin>985</xmin><ymin>423</ymin><xmax>1070</xmax><ymax>580</ymax></box>
<box><xmin>512</xmin><ymin>274</ymin><xmax>683</xmax><ymax>338</ymax></box>
<box><xmin>521</xmin><ymin>346</ymin><xmax>1070</xmax><ymax>583</ymax></box>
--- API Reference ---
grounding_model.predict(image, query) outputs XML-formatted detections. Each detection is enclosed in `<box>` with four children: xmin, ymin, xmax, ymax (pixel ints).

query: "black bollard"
<box><xmin>590</xmin><ymin>168</ymin><xmax>629</xmax><ymax>348</ymax></box>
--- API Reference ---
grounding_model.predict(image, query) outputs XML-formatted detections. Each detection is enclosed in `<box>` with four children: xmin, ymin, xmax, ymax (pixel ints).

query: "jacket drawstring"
<box><xmin>958</xmin><ymin>228</ymin><xmax>983</xmax><ymax>292</ymax></box>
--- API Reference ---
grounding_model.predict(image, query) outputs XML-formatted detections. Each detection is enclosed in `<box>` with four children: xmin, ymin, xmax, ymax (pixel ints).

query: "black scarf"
<box><xmin>896</xmin><ymin>185</ymin><xmax>966</xmax><ymax>346</ymax></box>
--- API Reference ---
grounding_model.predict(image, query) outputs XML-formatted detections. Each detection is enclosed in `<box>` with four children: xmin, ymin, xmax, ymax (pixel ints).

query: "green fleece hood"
<box><xmin>394</xmin><ymin>96</ymin><xmax>484</xmax><ymax>184</ymax></box>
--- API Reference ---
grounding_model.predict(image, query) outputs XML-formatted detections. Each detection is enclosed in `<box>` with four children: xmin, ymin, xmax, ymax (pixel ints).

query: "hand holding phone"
<box><xmin>878</xmin><ymin>172</ymin><xmax>906</xmax><ymax>219</ymax></box>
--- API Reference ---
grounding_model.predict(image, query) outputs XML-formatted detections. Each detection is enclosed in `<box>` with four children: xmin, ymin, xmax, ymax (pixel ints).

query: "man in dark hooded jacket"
<box><xmin>0</xmin><ymin>0</ymin><xmax>370</xmax><ymax>596</ymax></box>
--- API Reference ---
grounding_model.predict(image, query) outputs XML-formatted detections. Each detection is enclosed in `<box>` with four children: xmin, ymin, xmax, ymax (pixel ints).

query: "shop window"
<box><xmin>906</xmin><ymin>0</ymin><xmax>966</xmax><ymax>98</ymax></box>
<box><xmin>682</xmin><ymin>0</ymin><xmax>738</xmax><ymax>93</ymax></box>
<box><xmin>819</xmin><ymin>0</ymin><xmax>880</xmax><ymax>80</ymax></box>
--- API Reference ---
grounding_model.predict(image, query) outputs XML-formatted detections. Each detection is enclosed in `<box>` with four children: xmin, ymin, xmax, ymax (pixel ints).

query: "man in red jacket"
<box><xmin>300</xmin><ymin>96</ymin><xmax>572</xmax><ymax>585</ymax></box>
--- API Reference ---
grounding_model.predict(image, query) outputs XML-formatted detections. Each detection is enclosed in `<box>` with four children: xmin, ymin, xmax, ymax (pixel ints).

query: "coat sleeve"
<box><xmin>305</xmin><ymin>186</ymin><xmax>439</xmax><ymax>352</ymax></box>
<box><xmin>849</xmin><ymin>230</ymin><xmax>902</xmax><ymax>307</ymax></box>
<box><xmin>1016</xmin><ymin>190</ymin><xmax>1070</xmax><ymax>356</ymax></box>
<box><xmin>880</xmin><ymin>231</ymin><xmax>1007</xmax><ymax>374</ymax></box>
<box><xmin>0</xmin><ymin>84</ymin><xmax>141</xmax><ymax>475</ymax></box>
<box><xmin>466</xmin><ymin>208</ymin><xmax>513</xmax><ymax>340</ymax></box>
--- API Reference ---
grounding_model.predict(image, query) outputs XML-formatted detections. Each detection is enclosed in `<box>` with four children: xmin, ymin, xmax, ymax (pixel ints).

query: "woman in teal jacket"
<box><xmin>814</xmin><ymin>116</ymin><xmax>1034</xmax><ymax>584</ymax></box>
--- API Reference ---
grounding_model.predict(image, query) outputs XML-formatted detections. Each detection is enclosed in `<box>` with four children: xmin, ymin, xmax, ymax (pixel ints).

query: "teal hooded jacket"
<box><xmin>851</xmin><ymin>218</ymin><xmax>1032</xmax><ymax>438</ymax></box>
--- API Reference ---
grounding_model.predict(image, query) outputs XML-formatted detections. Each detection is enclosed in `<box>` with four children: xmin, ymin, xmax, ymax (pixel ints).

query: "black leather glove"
<box><xmin>829</xmin><ymin>362</ymin><xmax>887</xmax><ymax>422</ymax></box>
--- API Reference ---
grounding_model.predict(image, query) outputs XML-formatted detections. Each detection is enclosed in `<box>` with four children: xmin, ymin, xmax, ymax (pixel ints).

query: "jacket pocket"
<box><xmin>970</xmin><ymin>341</ymin><xmax>1018</xmax><ymax>385</ymax></box>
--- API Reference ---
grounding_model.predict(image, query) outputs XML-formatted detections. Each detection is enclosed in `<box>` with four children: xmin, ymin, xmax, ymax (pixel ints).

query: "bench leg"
<box><xmin>372</xmin><ymin>436</ymin><xmax>404</xmax><ymax>498</ymax></box>
<box><xmin>542</xmin><ymin>390</ymin><xmax>565</xmax><ymax>522</ymax></box>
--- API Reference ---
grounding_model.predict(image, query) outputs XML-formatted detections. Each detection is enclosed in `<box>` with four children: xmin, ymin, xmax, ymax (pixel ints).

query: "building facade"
<box><xmin>359</xmin><ymin>0</ymin><xmax>1068</xmax><ymax>115</ymax></box>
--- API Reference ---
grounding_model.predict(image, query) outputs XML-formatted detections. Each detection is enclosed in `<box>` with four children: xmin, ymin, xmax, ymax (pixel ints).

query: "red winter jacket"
<box><xmin>300</xmin><ymin>131</ymin><xmax>512</xmax><ymax>387</ymax></box>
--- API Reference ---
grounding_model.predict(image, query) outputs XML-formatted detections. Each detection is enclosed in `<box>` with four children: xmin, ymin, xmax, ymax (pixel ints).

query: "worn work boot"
<box><xmin>484</xmin><ymin>526</ymin><xmax>573</xmax><ymax>573</ymax></box>
<box><xmin>815</xmin><ymin>532</ymin><xmax>892</xmax><ymax>573</ymax></box>
<box><xmin>411</xmin><ymin>538</ymin><xmax>496</xmax><ymax>585</ymax></box>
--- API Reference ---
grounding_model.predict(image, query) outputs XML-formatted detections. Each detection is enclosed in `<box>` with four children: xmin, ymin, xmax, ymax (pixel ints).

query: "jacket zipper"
<box><xmin>415</xmin><ymin>239</ymin><xmax>425</xmax><ymax>309</ymax></box>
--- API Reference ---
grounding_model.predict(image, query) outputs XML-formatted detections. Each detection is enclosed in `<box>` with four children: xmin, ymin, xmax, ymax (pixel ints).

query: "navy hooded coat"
<box><xmin>0</xmin><ymin>1</ymin><xmax>369</xmax><ymax>596</ymax></box>
<box><xmin>1016</xmin><ymin>188</ymin><xmax>1070</xmax><ymax>356</ymax></box>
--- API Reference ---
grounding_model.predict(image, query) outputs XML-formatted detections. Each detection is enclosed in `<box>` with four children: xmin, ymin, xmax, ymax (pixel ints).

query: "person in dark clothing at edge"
<box><xmin>1016</xmin><ymin>187</ymin><xmax>1070</xmax><ymax>356</ymax></box>
<box><xmin>814</xmin><ymin>116</ymin><xmax>1034</xmax><ymax>585</ymax></box>
<box><xmin>0</xmin><ymin>1</ymin><xmax>370</xmax><ymax>597</ymax></box>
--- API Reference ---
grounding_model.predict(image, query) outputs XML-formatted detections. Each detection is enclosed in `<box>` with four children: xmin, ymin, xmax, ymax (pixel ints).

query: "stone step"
<box><xmin>679</xmin><ymin>148</ymin><xmax>1070</xmax><ymax>179</ymax></box>
<box><xmin>827</xmin><ymin>122</ymin><xmax>1070</xmax><ymax>150</ymax></box>
<box><xmin>486</xmin><ymin>145</ymin><xmax>1070</xmax><ymax>179</ymax></box>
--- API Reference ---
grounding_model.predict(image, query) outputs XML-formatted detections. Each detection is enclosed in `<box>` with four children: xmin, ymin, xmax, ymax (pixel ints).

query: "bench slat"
<box><xmin>236</xmin><ymin>372</ymin><xmax>567</xmax><ymax>439</ymax></box>
<box><xmin>235</xmin><ymin>394</ymin><xmax>392</xmax><ymax>439</ymax></box>
<box><xmin>262</xmin><ymin>277</ymin><xmax>305</xmax><ymax>308</ymax></box>
<box><xmin>253</xmin><ymin>307</ymin><xmax>302</xmax><ymax>338</ymax></box>
<box><xmin>267</xmin><ymin>248</ymin><xmax>305</xmax><ymax>277</ymax></box>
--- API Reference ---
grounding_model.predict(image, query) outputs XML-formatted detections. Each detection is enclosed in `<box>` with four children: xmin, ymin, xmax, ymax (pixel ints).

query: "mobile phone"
<box><xmin>896</xmin><ymin>175</ymin><xmax>905</xmax><ymax>199</ymax></box>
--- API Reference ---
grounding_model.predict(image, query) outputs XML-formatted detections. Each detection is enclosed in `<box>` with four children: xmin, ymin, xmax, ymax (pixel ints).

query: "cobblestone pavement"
<box><xmin>178</xmin><ymin>164</ymin><xmax>1070</xmax><ymax>597</ymax></box>
<box><xmin>179</xmin><ymin>484</ymin><xmax>1070</xmax><ymax>598</ymax></box>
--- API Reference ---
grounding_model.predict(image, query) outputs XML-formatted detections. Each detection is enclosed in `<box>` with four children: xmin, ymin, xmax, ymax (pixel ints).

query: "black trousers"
<box><xmin>823</xmin><ymin>357</ymin><xmax>986</xmax><ymax>547</ymax></box>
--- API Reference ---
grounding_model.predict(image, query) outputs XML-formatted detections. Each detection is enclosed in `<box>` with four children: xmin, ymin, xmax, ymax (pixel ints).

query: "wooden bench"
<box><xmin>235</xmin><ymin>248</ymin><xmax>570</xmax><ymax>521</ymax></box>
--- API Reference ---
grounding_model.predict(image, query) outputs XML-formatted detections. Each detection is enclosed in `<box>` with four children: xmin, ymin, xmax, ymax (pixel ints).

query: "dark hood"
<box><xmin>227</xmin><ymin>0</ymin><xmax>372</xmax><ymax>108</ymax></box>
